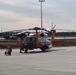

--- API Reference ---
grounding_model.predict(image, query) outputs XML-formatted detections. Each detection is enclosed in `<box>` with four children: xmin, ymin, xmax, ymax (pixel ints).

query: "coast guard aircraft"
<box><xmin>17</xmin><ymin>26</ymin><xmax>57</xmax><ymax>53</ymax></box>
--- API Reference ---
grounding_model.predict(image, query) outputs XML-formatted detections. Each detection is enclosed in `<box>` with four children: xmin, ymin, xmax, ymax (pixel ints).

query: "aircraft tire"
<box><xmin>25</xmin><ymin>48</ymin><xmax>28</xmax><ymax>53</ymax></box>
<box><xmin>41</xmin><ymin>46</ymin><xmax>46</xmax><ymax>52</ymax></box>
<box><xmin>5</xmin><ymin>52</ymin><xmax>7</xmax><ymax>55</ymax></box>
<box><xmin>41</xmin><ymin>45</ymin><xmax>48</xmax><ymax>52</ymax></box>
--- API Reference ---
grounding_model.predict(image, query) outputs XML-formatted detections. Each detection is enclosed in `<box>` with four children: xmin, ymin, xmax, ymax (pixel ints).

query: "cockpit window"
<box><xmin>23</xmin><ymin>37</ymin><xmax>28</xmax><ymax>43</ymax></box>
<box><xmin>29</xmin><ymin>37</ymin><xmax>37</xmax><ymax>42</ymax></box>
<box><xmin>23</xmin><ymin>36</ymin><xmax>37</xmax><ymax>44</ymax></box>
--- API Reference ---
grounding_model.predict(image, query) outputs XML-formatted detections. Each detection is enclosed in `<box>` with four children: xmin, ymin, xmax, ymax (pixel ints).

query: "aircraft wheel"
<box><xmin>41</xmin><ymin>45</ymin><xmax>48</xmax><ymax>52</ymax></box>
<box><xmin>24</xmin><ymin>48</ymin><xmax>28</xmax><ymax>53</ymax></box>
<box><xmin>41</xmin><ymin>47</ymin><xmax>46</xmax><ymax>52</ymax></box>
<box><xmin>5</xmin><ymin>52</ymin><xmax>7</xmax><ymax>55</ymax></box>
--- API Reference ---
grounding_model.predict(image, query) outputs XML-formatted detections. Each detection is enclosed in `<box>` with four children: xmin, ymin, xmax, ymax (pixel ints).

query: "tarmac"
<box><xmin>0</xmin><ymin>46</ymin><xmax>76</xmax><ymax>75</ymax></box>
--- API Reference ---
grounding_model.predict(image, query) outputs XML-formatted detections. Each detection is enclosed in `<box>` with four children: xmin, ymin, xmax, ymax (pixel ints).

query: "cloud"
<box><xmin>0</xmin><ymin>9</ymin><xmax>41</xmax><ymax>31</ymax></box>
<box><xmin>0</xmin><ymin>0</ymin><xmax>76</xmax><ymax>31</ymax></box>
<box><xmin>0</xmin><ymin>0</ymin><xmax>40</xmax><ymax>18</ymax></box>
<box><xmin>0</xmin><ymin>9</ymin><xmax>23</xmax><ymax>22</ymax></box>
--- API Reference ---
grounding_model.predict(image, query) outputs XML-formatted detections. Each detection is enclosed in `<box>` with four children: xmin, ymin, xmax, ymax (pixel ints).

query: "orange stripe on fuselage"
<box><xmin>52</xmin><ymin>40</ymin><xmax>65</xmax><ymax>45</ymax></box>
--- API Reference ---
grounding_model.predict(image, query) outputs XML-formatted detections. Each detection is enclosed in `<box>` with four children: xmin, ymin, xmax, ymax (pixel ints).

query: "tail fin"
<box><xmin>51</xmin><ymin>30</ymin><xmax>56</xmax><ymax>41</ymax></box>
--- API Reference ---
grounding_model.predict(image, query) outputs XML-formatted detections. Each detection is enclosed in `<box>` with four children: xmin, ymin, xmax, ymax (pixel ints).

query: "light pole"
<box><xmin>39</xmin><ymin>0</ymin><xmax>45</xmax><ymax>33</ymax></box>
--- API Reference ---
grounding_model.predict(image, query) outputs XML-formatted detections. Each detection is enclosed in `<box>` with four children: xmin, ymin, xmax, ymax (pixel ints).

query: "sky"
<box><xmin>0</xmin><ymin>0</ymin><xmax>76</xmax><ymax>32</ymax></box>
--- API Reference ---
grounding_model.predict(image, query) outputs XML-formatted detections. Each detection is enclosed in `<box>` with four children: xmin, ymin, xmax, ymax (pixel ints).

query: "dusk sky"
<box><xmin>0</xmin><ymin>0</ymin><xmax>76</xmax><ymax>32</ymax></box>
